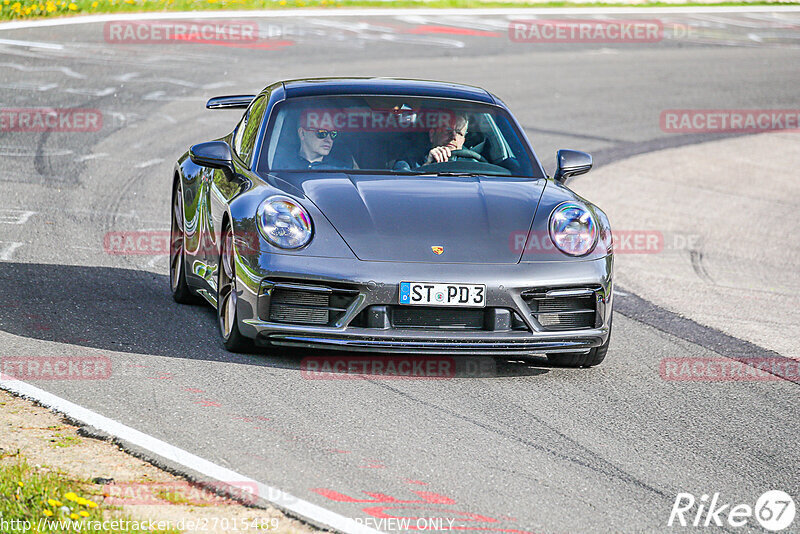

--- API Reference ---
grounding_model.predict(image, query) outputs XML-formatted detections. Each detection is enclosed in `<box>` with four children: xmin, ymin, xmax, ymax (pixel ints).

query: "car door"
<box><xmin>207</xmin><ymin>93</ymin><xmax>268</xmax><ymax>293</ymax></box>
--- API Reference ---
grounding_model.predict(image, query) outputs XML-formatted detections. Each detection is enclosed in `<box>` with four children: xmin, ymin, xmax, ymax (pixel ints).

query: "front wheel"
<box><xmin>170</xmin><ymin>181</ymin><xmax>196</xmax><ymax>304</ymax></box>
<box><xmin>546</xmin><ymin>317</ymin><xmax>612</xmax><ymax>368</ymax></box>
<box><xmin>217</xmin><ymin>225</ymin><xmax>252</xmax><ymax>353</ymax></box>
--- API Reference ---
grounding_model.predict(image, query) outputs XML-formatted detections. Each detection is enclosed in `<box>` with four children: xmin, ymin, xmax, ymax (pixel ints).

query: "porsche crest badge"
<box><xmin>431</xmin><ymin>246</ymin><xmax>444</xmax><ymax>255</ymax></box>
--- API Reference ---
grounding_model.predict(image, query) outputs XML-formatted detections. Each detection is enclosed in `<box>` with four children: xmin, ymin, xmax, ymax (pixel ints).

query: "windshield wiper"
<box><xmin>399</xmin><ymin>171</ymin><xmax>484</xmax><ymax>176</ymax></box>
<box><xmin>429</xmin><ymin>172</ymin><xmax>487</xmax><ymax>177</ymax></box>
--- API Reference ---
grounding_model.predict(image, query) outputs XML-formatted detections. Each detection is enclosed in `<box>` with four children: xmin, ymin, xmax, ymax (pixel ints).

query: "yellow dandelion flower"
<box><xmin>47</xmin><ymin>4</ymin><xmax>55</xmax><ymax>10</ymax></box>
<box><xmin>70</xmin><ymin>513</ymin><xmax>79</xmax><ymax>520</ymax></box>
<box><xmin>43</xmin><ymin>510</ymin><xmax>53</xmax><ymax>517</ymax></box>
<box><xmin>79</xmin><ymin>511</ymin><xmax>89</xmax><ymax>517</ymax></box>
<box><xmin>18</xmin><ymin>482</ymin><xmax>24</xmax><ymax>487</ymax></box>
<box><xmin>3</xmin><ymin>1</ymin><xmax>9</xmax><ymax>5</ymax></box>
<box><xmin>85</xmin><ymin>501</ymin><xmax>98</xmax><ymax>509</ymax></box>
<box><xmin>48</xmin><ymin>499</ymin><xmax>63</xmax><ymax>507</ymax></box>
<box><xmin>68</xmin><ymin>2</ymin><xmax>77</xmax><ymax>8</ymax></box>
<box><xmin>64</xmin><ymin>492</ymin><xmax>78</xmax><ymax>502</ymax></box>
<box><xmin>91</xmin><ymin>1</ymin><xmax>97</xmax><ymax>5</ymax></box>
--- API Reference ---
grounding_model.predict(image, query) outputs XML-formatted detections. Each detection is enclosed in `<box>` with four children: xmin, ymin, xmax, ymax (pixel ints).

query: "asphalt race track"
<box><xmin>1</xmin><ymin>9</ymin><xmax>799</xmax><ymax>533</ymax></box>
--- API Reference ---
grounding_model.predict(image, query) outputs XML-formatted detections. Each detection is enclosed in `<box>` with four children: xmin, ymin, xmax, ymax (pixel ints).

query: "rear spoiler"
<box><xmin>206</xmin><ymin>95</ymin><xmax>256</xmax><ymax>109</ymax></box>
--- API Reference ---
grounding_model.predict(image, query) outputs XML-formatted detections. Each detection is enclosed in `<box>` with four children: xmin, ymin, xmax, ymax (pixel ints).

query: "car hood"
<box><xmin>282</xmin><ymin>173</ymin><xmax>545</xmax><ymax>263</ymax></box>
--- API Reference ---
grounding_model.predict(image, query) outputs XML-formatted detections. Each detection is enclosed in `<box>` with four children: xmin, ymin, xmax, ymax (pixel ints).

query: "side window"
<box><xmin>232</xmin><ymin>110</ymin><xmax>248</xmax><ymax>156</ymax></box>
<box><xmin>236</xmin><ymin>95</ymin><xmax>267</xmax><ymax>166</ymax></box>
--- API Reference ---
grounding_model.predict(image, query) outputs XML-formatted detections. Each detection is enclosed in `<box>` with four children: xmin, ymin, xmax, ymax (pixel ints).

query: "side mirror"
<box><xmin>553</xmin><ymin>149</ymin><xmax>592</xmax><ymax>184</ymax></box>
<box><xmin>189</xmin><ymin>141</ymin><xmax>233</xmax><ymax>171</ymax></box>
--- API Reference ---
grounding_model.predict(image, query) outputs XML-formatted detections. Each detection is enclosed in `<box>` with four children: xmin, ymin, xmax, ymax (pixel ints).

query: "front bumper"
<box><xmin>234</xmin><ymin>252</ymin><xmax>613</xmax><ymax>355</ymax></box>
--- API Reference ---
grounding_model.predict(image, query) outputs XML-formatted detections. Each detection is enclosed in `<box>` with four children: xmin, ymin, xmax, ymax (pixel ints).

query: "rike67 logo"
<box><xmin>669</xmin><ymin>491</ymin><xmax>796</xmax><ymax>531</ymax></box>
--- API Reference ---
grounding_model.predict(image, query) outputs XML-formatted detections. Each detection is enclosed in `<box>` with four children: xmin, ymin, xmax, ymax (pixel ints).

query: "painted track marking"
<box><xmin>0</xmin><ymin>242</ymin><xmax>24</xmax><ymax>260</ymax></box>
<box><xmin>0</xmin><ymin>378</ymin><xmax>384</xmax><ymax>534</ymax></box>
<box><xmin>1</xmin><ymin>7</ymin><xmax>800</xmax><ymax>33</ymax></box>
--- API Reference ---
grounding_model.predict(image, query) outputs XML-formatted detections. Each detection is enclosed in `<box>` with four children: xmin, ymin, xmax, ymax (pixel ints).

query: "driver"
<box><xmin>424</xmin><ymin>113</ymin><xmax>469</xmax><ymax>164</ymax></box>
<box><xmin>393</xmin><ymin>113</ymin><xmax>474</xmax><ymax>170</ymax></box>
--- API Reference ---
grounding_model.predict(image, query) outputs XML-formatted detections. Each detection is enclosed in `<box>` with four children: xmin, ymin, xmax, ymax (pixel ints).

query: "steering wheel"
<box><xmin>450</xmin><ymin>149</ymin><xmax>487</xmax><ymax>163</ymax></box>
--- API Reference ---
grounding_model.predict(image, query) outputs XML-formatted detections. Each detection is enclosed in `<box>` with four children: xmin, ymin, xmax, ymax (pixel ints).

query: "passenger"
<box><xmin>274</xmin><ymin>114</ymin><xmax>352</xmax><ymax>170</ymax></box>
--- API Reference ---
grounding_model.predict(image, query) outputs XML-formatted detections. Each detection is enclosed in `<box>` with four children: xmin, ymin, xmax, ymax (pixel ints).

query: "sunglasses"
<box><xmin>304</xmin><ymin>128</ymin><xmax>338</xmax><ymax>139</ymax></box>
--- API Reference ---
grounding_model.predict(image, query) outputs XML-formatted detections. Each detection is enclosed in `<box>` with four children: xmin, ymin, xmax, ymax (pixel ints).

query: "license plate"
<box><xmin>399</xmin><ymin>281</ymin><xmax>486</xmax><ymax>307</ymax></box>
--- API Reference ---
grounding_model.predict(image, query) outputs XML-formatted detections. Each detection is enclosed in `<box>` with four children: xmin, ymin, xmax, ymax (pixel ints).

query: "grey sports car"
<box><xmin>171</xmin><ymin>77</ymin><xmax>613</xmax><ymax>367</ymax></box>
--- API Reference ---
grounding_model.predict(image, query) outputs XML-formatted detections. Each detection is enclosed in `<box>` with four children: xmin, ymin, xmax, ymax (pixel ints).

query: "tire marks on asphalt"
<box><xmin>614</xmin><ymin>290</ymin><xmax>800</xmax><ymax>385</ymax></box>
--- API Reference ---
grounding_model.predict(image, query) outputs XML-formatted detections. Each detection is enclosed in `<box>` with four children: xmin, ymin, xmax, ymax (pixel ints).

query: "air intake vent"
<box><xmin>392</xmin><ymin>307</ymin><xmax>485</xmax><ymax>330</ymax></box>
<box><xmin>270</xmin><ymin>289</ymin><xmax>330</xmax><ymax>325</ymax></box>
<box><xmin>260</xmin><ymin>281</ymin><xmax>359</xmax><ymax>326</ymax></box>
<box><xmin>522</xmin><ymin>288</ymin><xmax>597</xmax><ymax>331</ymax></box>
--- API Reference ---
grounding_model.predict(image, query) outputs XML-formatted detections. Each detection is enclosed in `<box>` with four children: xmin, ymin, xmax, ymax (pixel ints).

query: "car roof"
<box><xmin>279</xmin><ymin>77</ymin><xmax>496</xmax><ymax>104</ymax></box>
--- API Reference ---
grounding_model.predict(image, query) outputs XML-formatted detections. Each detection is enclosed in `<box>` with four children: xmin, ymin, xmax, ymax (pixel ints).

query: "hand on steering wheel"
<box><xmin>425</xmin><ymin>146</ymin><xmax>487</xmax><ymax>164</ymax></box>
<box><xmin>449</xmin><ymin>149</ymin><xmax>487</xmax><ymax>163</ymax></box>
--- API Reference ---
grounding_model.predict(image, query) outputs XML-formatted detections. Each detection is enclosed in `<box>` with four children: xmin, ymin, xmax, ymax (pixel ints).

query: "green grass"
<box><xmin>153</xmin><ymin>487</ymin><xmax>198</xmax><ymax>506</ymax></box>
<box><xmin>1</xmin><ymin>0</ymin><xmax>798</xmax><ymax>22</ymax></box>
<box><xmin>0</xmin><ymin>457</ymin><xmax>179</xmax><ymax>533</ymax></box>
<box><xmin>48</xmin><ymin>434</ymin><xmax>82</xmax><ymax>449</ymax></box>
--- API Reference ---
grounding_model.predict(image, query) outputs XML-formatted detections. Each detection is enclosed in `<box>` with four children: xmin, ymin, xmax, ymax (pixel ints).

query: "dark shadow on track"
<box><xmin>0</xmin><ymin>262</ymin><xmax>551</xmax><ymax>378</ymax></box>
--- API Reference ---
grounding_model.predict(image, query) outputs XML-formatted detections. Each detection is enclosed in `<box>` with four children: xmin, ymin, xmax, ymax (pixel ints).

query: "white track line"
<box><xmin>0</xmin><ymin>242</ymin><xmax>24</xmax><ymax>260</ymax></box>
<box><xmin>0</xmin><ymin>37</ymin><xmax>65</xmax><ymax>48</ymax></box>
<box><xmin>0</xmin><ymin>378</ymin><xmax>383</xmax><ymax>534</ymax></box>
<box><xmin>1</xmin><ymin>6</ymin><xmax>800</xmax><ymax>31</ymax></box>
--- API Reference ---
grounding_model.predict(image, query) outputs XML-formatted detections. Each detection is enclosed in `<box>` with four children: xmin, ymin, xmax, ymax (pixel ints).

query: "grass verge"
<box><xmin>0</xmin><ymin>455</ymin><xmax>179</xmax><ymax>533</ymax></box>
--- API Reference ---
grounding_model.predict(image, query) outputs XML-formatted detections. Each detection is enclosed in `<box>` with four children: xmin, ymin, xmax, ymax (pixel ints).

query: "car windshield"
<box><xmin>258</xmin><ymin>95</ymin><xmax>541</xmax><ymax>178</ymax></box>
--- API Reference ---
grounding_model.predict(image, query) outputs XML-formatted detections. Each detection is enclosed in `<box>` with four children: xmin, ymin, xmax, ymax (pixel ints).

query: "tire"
<box><xmin>170</xmin><ymin>181</ymin><xmax>196</xmax><ymax>304</ymax></box>
<box><xmin>546</xmin><ymin>316</ymin><xmax>612</xmax><ymax>368</ymax></box>
<box><xmin>217</xmin><ymin>225</ymin><xmax>252</xmax><ymax>352</ymax></box>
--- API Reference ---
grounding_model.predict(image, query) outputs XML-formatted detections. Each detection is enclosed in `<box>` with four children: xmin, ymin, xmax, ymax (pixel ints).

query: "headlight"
<box><xmin>257</xmin><ymin>196</ymin><xmax>313</xmax><ymax>249</ymax></box>
<box><xmin>548</xmin><ymin>202</ymin><xmax>597</xmax><ymax>256</ymax></box>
